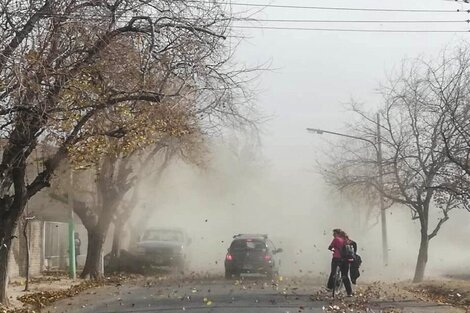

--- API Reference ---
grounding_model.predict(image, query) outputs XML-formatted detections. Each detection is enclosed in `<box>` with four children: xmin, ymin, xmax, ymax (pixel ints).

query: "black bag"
<box><xmin>352</xmin><ymin>254</ymin><xmax>362</xmax><ymax>268</ymax></box>
<box><xmin>351</xmin><ymin>254</ymin><xmax>362</xmax><ymax>284</ymax></box>
<box><xmin>341</xmin><ymin>241</ymin><xmax>356</xmax><ymax>262</ymax></box>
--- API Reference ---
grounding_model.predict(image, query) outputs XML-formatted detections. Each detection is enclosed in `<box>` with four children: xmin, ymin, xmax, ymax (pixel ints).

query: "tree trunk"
<box><xmin>0</xmin><ymin>163</ymin><xmax>28</xmax><ymax>304</ymax></box>
<box><xmin>413</xmin><ymin>229</ymin><xmax>429</xmax><ymax>283</ymax></box>
<box><xmin>0</xmin><ymin>231</ymin><xmax>13</xmax><ymax>305</ymax></box>
<box><xmin>80</xmin><ymin>228</ymin><xmax>105</xmax><ymax>279</ymax></box>
<box><xmin>79</xmin><ymin>155</ymin><xmax>134</xmax><ymax>279</ymax></box>
<box><xmin>0</xmin><ymin>247</ymin><xmax>10</xmax><ymax>305</ymax></box>
<box><xmin>75</xmin><ymin>197</ymin><xmax>120</xmax><ymax>279</ymax></box>
<box><xmin>0</xmin><ymin>215</ymin><xmax>20</xmax><ymax>304</ymax></box>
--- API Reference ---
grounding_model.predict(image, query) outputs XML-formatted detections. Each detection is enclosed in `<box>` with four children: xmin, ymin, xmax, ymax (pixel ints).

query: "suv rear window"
<box><xmin>230</xmin><ymin>239</ymin><xmax>266</xmax><ymax>251</ymax></box>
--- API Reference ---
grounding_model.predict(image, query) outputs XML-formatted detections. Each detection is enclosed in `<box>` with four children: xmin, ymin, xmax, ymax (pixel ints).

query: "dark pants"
<box><xmin>327</xmin><ymin>258</ymin><xmax>352</xmax><ymax>295</ymax></box>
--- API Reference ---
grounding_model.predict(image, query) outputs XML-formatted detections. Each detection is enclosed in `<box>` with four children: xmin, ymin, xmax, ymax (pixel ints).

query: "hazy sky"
<box><xmin>233</xmin><ymin>0</ymin><xmax>470</xmax><ymax>170</ymax></box>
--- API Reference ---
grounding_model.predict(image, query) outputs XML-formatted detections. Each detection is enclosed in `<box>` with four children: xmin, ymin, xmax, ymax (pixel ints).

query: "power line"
<box><xmin>8</xmin><ymin>14</ymin><xmax>467</xmax><ymax>33</ymax></box>
<box><xmin>6</xmin><ymin>10</ymin><xmax>468</xmax><ymax>24</ymax></box>
<box><xmin>34</xmin><ymin>14</ymin><xmax>470</xmax><ymax>24</ymax></box>
<box><xmin>9</xmin><ymin>11</ymin><xmax>468</xmax><ymax>25</ymax></box>
<box><xmin>236</xmin><ymin>18</ymin><xmax>469</xmax><ymax>23</ymax></box>
<box><xmin>231</xmin><ymin>25</ymin><xmax>470</xmax><ymax>32</ymax></box>
<box><xmin>219</xmin><ymin>2</ymin><xmax>468</xmax><ymax>13</ymax></box>
<box><xmin>4</xmin><ymin>0</ymin><xmax>470</xmax><ymax>15</ymax></box>
<box><xmin>3</xmin><ymin>3</ymin><xmax>470</xmax><ymax>33</ymax></box>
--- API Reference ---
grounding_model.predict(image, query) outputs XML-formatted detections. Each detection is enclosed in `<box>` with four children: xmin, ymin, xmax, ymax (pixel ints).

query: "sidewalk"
<box><xmin>407</xmin><ymin>278</ymin><xmax>470</xmax><ymax>309</ymax></box>
<box><xmin>1</xmin><ymin>273</ymin><xmax>88</xmax><ymax>313</ymax></box>
<box><xmin>1</xmin><ymin>272</ymin><xmax>134</xmax><ymax>313</ymax></box>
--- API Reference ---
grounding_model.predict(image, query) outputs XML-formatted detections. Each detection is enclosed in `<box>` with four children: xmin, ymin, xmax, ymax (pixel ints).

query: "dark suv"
<box><xmin>224</xmin><ymin>234</ymin><xmax>283</xmax><ymax>279</ymax></box>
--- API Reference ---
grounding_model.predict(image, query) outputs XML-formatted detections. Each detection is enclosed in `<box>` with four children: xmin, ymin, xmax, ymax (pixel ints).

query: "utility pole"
<box><xmin>376</xmin><ymin>114</ymin><xmax>389</xmax><ymax>265</ymax></box>
<box><xmin>68</xmin><ymin>168</ymin><xmax>76</xmax><ymax>279</ymax></box>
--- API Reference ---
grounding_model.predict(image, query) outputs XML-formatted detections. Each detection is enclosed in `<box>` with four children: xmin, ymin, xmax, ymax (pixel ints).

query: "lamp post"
<box><xmin>307</xmin><ymin>113</ymin><xmax>389</xmax><ymax>265</ymax></box>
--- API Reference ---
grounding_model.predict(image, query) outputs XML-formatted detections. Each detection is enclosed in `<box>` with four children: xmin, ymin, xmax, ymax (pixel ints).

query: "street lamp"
<box><xmin>307</xmin><ymin>113</ymin><xmax>389</xmax><ymax>266</ymax></box>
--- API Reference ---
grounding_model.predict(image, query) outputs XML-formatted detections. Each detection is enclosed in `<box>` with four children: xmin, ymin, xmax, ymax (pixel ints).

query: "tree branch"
<box><xmin>0</xmin><ymin>1</ymin><xmax>51</xmax><ymax>71</ymax></box>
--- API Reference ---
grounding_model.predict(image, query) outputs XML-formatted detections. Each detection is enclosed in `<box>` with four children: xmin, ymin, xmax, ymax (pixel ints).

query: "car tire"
<box><xmin>225</xmin><ymin>269</ymin><xmax>232</xmax><ymax>279</ymax></box>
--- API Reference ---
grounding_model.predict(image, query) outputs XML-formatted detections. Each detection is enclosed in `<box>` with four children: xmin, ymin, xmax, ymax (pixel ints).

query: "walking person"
<box><xmin>326</xmin><ymin>229</ymin><xmax>345</xmax><ymax>291</ymax></box>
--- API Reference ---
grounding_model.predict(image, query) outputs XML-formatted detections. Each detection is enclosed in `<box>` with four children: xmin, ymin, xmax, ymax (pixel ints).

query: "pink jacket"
<box><xmin>328</xmin><ymin>237</ymin><xmax>345</xmax><ymax>259</ymax></box>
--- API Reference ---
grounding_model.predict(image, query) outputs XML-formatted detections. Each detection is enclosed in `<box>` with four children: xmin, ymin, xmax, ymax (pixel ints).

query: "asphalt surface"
<box><xmin>46</xmin><ymin>275</ymin><xmax>464</xmax><ymax>313</ymax></box>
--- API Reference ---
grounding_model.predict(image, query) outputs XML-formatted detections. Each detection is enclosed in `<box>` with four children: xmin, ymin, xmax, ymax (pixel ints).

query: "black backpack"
<box><xmin>341</xmin><ymin>240</ymin><xmax>356</xmax><ymax>262</ymax></box>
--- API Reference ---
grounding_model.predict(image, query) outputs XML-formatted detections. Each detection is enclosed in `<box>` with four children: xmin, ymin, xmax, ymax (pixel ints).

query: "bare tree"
<box><xmin>433</xmin><ymin>48</ymin><xmax>470</xmax><ymax>207</ymax></box>
<box><xmin>321</xmin><ymin>56</ymin><xmax>468</xmax><ymax>282</ymax></box>
<box><xmin>0</xmin><ymin>0</ymin><xmax>253</xmax><ymax>302</ymax></box>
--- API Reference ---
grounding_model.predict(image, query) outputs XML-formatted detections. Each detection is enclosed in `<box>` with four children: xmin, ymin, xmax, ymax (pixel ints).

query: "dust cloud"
<box><xmin>129</xmin><ymin>136</ymin><xmax>470</xmax><ymax>283</ymax></box>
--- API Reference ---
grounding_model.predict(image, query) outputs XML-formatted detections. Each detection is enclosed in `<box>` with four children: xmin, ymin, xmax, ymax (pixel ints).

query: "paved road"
<box><xmin>47</xmin><ymin>275</ymin><xmax>464</xmax><ymax>313</ymax></box>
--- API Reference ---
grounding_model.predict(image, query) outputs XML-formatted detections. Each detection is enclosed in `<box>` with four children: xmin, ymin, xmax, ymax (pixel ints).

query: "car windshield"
<box><xmin>142</xmin><ymin>230</ymin><xmax>183</xmax><ymax>242</ymax></box>
<box><xmin>230</xmin><ymin>239</ymin><xmax>266</xmax><ymax>251</ymax></box>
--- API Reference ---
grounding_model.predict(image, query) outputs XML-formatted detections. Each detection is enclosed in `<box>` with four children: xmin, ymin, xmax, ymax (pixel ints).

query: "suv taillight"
<box><xmin>264</xmin><ymin>255</ymin><xmax>271</xmax><ymax>261</ymax></box>
<box><xmin>226</xmin><ymin>254</ymin><xmax>233</xmax><ymax>261</ymax></box>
